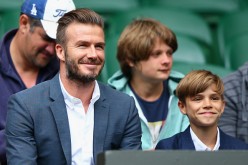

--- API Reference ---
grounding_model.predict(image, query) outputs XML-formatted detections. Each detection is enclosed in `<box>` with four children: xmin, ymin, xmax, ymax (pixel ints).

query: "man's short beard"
<box><xmin>65</xmin><ymin>52</ymin><xmax>103</xmax><ymax>84</ymax></box>
<box><xmin>66</xmin><ymin>69</ymin><xmax>98</xmax><ymax>84</ymax></box>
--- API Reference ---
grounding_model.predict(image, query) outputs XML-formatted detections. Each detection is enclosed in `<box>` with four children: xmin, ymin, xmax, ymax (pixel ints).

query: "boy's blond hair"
<box><xmin>176</xmin><ymin>70</ymin><xmax>224</xmax><ymax>104</ymax></box>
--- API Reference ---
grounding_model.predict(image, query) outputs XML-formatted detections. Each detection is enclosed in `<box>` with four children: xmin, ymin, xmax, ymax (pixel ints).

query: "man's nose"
<box><xmin>45</xmin><ymin>41</ymin><xmax>56</xmax><ymax>55</ymax></box>
<box><xmin>87</xmin><ymin>46</ymin><xmax>97</xmax><ymax>58</ymax></box>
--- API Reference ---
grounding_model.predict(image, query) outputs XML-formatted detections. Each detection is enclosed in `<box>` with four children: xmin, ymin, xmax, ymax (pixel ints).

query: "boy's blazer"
<box><xmin>5</xmin><ymin>74</ymin><xmax>142</xmax><ymax>165</ymax></box>
<box><xmin>156</xmin><ymin>126</ymin><xmax>248</xmax><ymax>150</ymax></box>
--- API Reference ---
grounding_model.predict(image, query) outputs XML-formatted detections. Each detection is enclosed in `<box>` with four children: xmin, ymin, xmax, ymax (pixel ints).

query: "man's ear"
<box><xmin>19</xmin><ymin>14</ymin><xmax>29</xmax><ymax>34</ymax></box>
<box><xmin>178</xmin><ymin>100</ymin><xmax>187</xmax><ymax>115</ymax></box>
<box><xmin>55</xmin><ymin>44</ymin><xmax>65</xmax><ymax>61</ymax></box>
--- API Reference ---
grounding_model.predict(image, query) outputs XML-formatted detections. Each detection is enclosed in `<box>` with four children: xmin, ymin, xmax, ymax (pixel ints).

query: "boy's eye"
<box><xmin>151</xmin><ymin>50</ymin><xmax>173</xmax><ymax>58</ymax></box>
<box><xmin>151</xmin><ymin>51</ymin><xmax>162</xmax><ymax>57</ymax></box>
<box><xmin>192</xmin><ymin>96</ymin><xmax>202</xmax><ymax>101</ymax></box>
<box><xmin>166</xmin><ymin>50</ymin><xmax>173</xmax><ymax>57</ymax></box>
<box><xmin>211</xmin><ymin>96</ymin><xmax>221</xmax><ymax>100</ymax></box>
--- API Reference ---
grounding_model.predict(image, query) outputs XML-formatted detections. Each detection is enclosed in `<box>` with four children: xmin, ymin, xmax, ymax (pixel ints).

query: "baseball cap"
<box><xmin>21</xmin><ymin>0</ymin><xmax>75</xmax><ymax>39</ymax></box>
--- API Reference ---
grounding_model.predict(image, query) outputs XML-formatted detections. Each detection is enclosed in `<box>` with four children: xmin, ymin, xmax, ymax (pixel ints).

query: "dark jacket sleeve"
<box><xmin>5</xmin><ymin>94</ymin><xmax>37</xmax><ymax>165</ymax></box>
<box><xmin>119</xmin><ymin>97</ymin><xmax>142</xmax><ymax>150</ymax></box>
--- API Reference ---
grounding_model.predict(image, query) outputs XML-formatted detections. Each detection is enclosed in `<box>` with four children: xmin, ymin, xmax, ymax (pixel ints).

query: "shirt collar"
<box><xmin>190</xmin><ymin>127</ymin><xmax>220</xmax><ymax>151</ymax></box>
<box><xmin>59</xmin><ymin>75</ymin><xmax>100</xmax><ymax>109</ymax></box>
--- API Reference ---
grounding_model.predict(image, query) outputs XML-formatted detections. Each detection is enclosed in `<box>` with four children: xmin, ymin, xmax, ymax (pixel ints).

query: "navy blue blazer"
<box><xmin>5</xmin><ymin>74</ymin><xmax>142</xmax><ymax>165</ymax></box>
<box><xmin>156</xmin><ymin>126</ymin><xmax>248</xmax><ymax>150</ymax></box>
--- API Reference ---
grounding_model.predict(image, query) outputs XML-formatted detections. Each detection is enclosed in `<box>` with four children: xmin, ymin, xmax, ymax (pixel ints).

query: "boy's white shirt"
<box><xmin>190</xmin><ymin>127</ymin><xmax>220</xmax><ymax>151</ymax></box>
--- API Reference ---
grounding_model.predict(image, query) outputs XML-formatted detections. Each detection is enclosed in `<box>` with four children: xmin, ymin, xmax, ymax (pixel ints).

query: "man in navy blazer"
<box><xmin>156</xmin><ymin>70</ymin><xmax>248</xmax><ymax>151</ymax></box>
<box><xmin>5</xmin><ymin>8</ymin><xmax>142</xmax><ymax>165</ymax></box>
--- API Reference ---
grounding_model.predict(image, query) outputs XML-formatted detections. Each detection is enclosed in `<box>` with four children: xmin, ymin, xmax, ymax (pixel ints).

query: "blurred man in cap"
<box><xmin>0</xmin><ymin>0</ymin><xmax>75</xmax><ymax>164</ymax></box>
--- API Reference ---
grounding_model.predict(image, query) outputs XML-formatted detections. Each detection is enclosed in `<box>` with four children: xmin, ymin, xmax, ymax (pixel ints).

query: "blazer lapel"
<box><xmin>219</xmin><ymin>129</ymin><xmax>229</xmax><ymax>149</ymax></box>
<box><xmin>93</xmin><ymin>90</ymin><xmax>109</xmax><ymax>163</ymax></box>
<box><xmin>49</xmin><ymin>74</ymin><xmax>71</xmax><ymax>164</ymax></box>
<box><xmin>181</xmin><ymin>126</ymin><xmax>195</xmax><ymax>149</ymax></box>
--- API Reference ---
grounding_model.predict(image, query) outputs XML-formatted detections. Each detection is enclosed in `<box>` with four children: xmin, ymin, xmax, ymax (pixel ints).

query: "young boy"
<box><xmin>155</xmin><ymin>70</ymin><xmax>248</xmax><ymax>150</ymax></box>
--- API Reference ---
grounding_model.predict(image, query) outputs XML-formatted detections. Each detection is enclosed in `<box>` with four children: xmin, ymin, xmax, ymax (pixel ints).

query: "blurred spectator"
<box><xmin>0</xmin><ymin>0</ymin><xmax>75</xmax><ymax>164</ymax></box>
<box><xmin>219</xmin><ymin>62</ymin><xmax>248</xmax><ymax>143</ymax></box>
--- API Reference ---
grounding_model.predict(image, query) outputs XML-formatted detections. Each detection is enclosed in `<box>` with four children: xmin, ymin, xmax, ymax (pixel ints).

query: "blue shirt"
<box><xmin>131</xmin><ymin>81</ymin><xmax>170</xmax><ymax>145</ymax></box>
<box><xmin>0</xmin><ymin>29</ymin><xmax>59</xmax><ymax>165</ymax></box>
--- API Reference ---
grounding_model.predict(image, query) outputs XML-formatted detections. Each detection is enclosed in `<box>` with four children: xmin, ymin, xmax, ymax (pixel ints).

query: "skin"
<box><xmin>56</xmin><ymin>22</ymin><xmax>105</xmax><ymax>112</ymax></box>
<box><xmin>21</xmin><ymin>26</ymin><xmax>56</xmax><ymax>68</ymax></box>
<box><xmin>178</xmin><ymin>84</ymin><xmax>225</xmax><ymax>149</ymax></box>
<box><xmin>10</xmin><ymin>14</ymin><xmax>56</xmax><ymax>88</ymax></box>
<box><xmin>129</xmin><ymin>37</ymin><xmax>173</xmax><ymax>101</ymax></box>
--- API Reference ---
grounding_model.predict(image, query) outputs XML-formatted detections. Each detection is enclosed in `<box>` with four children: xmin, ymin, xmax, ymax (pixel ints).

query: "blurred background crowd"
<box><xmin>1</xmin><ymin>0</ymin><xmax>248</xmax><ymax>82</ymax></box>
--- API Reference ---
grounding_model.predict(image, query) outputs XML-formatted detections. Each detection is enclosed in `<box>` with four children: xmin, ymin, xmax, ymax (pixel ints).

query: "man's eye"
<box><xmin>42</xmin><ymin>35</ymin><xmax>54</xmax><ymax>42</ymax></box>
<box><xmin>96</xmin><ymin>45</ymin><xmax>104</xmax><ymax>50</ymax></box>
<box><xmin>79</xmin><ymin>45</ymin><xmax>87</xmax><ymax>48</ymax></box>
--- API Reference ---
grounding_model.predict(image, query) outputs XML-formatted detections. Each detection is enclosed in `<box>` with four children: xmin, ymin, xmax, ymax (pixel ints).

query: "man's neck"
<box><xmin>60</xmin><ymin>73</ymin><xmax>95</xmax><ymax>112</ymax></box>
<box><xmin>10</xmin><ymin>34</ymin><xmax>39</xmax><ymax>88</ymax></box>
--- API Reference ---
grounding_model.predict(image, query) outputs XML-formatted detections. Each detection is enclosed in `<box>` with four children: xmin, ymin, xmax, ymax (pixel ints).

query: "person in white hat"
<box><xmin>0</xmin><ymin>0</ymin><xmax>75</xmax><ymax>164</ymax></box>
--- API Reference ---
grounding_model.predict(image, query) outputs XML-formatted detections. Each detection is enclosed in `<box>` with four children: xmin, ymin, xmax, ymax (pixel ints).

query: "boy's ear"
<box><xmin>220</xmin><ymin>100</ymin><xmax>226</xmax><ymax>115</ymax></box>
<box><xmin>178</xmin><ymin>100</ymin><xmax>187</xmax><ymax>115</ymax></box>
<box><xmin>126</xmin><ymin>59</ymin><xmax>134</xmax><ymax>67</ymax></box>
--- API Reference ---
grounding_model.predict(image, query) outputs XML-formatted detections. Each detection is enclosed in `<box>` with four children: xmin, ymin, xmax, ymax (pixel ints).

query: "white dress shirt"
<box><xmin>190</xmin><ymin>127</ymin><xmax>220</xmax><ymax>151</ymax></box>
<box><xmin>60</xmin><ymin>77</ymin><xmax>100</xmax><ymax>165</ymax></box>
